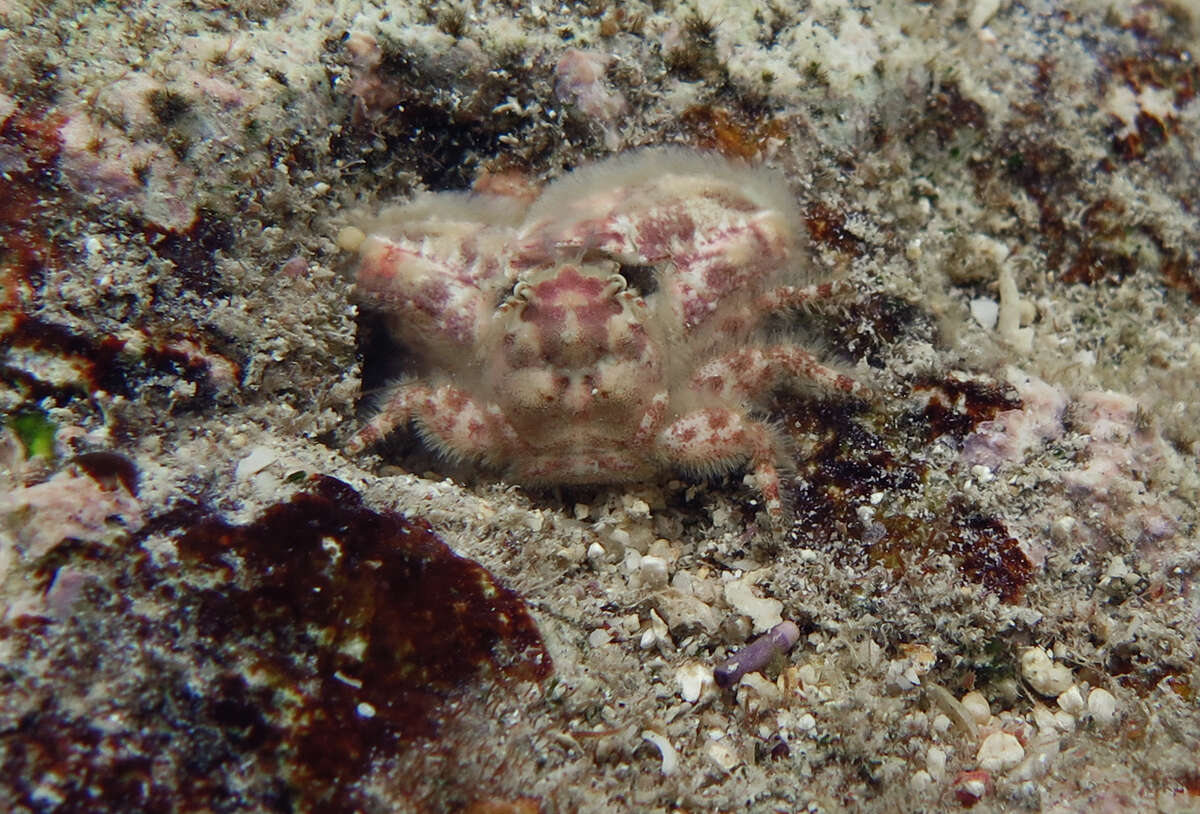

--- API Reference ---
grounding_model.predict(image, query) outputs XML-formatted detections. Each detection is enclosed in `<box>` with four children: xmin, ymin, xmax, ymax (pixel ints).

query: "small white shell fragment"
<box><xmin>556</xmin><ymin>544</ymin><xmax>586</xmax><ymax>564</ymax></box>
<box><xmin>1053</xmin><ymin>710</ymin><xmax>1075</xmax><ymax>731</ymax></box>
<box><xmin>705</xmin><ymin>740</ymin><xmax>740</xmax><ymax>772</ymax></box>
<box><xmin>656</xmin><ymin>589</ymin><xmax>719</xmax><ymax>634</ymax></box>
<box><xmin>977</xmin><ymin>731</ymin><xmax>1024</xmax><ymax>773</ymax></box>
<box><xmin>623</xmin><ymin>550</ymin><xmax>642</xmax><ymax>573</ymax></box>
<box><xmin>1021</xmin><ymin>647</ymin><xmax>1074</xmax><ymax>697</ymax></box>
<box><xmin>639</xmin><ymin>555</ymin><xmax>669</xmax><ymax>588</ymax></box>
<box><xmin>677</xmin><ymin>662</ymin><xmax>714</xmax><ymax>702</ymax></box>
<box><xmin>1056</xmin><ymin>685</ymin><xmax>1084</xmax><ymax>714</ymax></box>
<box><xmin>1100</xmin><ymin>556</ymin><xmax>1132</xmax><ymax>587</ymax></box>
<box><xmin>588</xmin><ymin>628</ymin><xmax>612</xmax><ymax>647</ymax></box>
<box><xmin>648</xmin><ymin>609</ymin><xmax>669</xmax><ymax>640</ymax></box>
<box><xmin>888</xmin><ymin>644</ymin><xmax>935</xmax><ymax>691</ymax></box>
<box><xmin>909</xmin><ymin>769</ymin><xmax>933</xmax><ymax>790</ymax></box>
<box><xmin>970</xmin><ymin>297</ymin><xmax>1000</xmax><ymax>330</ymax></box>
<box><xmin>736</xmin><ymin>671</ymin><xmax>781</xmax><ymax>708</ymax></box>
<box><xmin>795</xmin><ymin>663</ymin><xmax>821</xmax><ymax>690</ymax></box>
<box><xmin>608</xmin><ymin>527</ymin><xmax>632</xmax><ymax>552</ymax></box>
<box><xmin>586</xmin><ymin>541</ymin><xmax>606</xmax><ymax>562</ymax></box>
<box><xmin>1010</xmin><ymin>733</ymin><xmax>1059</xmax><ymax>781</ymax></box>
<box><xmin>968</xmin><ymin>0</ymin><xmax>1002</xmax><ymax>29</ymax></box>
<box><xmin>627</xmin><ymin>497</ymin><xmax>651</xmax><ymax>518</ymax></box>
<box><xmin>1087</xmin><ymin>687</ymin><xmax>1118</xmax><ymax>724</ymax></box>
<box><xmin>723</xmin><ymin>575</ymin><xmax>783</xmax><ymax>632</ymax></box>
<box><xmin>1032</xmin><ymin>705</ymin><xmax>1059</xmax><ymax>733</ymax></box>
<box><xmin>970</xmin><ymin>463</ymin><xmax>995</xmax><ymax>484</ymax></box>
<box><xmin>617</xmin><ymin>614</ymin><xmax>641</xmax><ymax>636</ymax></box>
<box><xmin>926</xmin><ymin>746</ymin><xmax>947</xmax><ymax>781</ymax></box>
<box><xmin>903</xmin><ymin>643</ymin><xmax>936</xmax><ymax>672</ymax></box>
<box><xmin>641</xmin><ymin>730</ymin><xmax>679</xmax><ymax>776</ymax></box>
<box><xmin>235</xmin><ymin>446</ymin><xmax>278</xmax><ymax>480</ymax></box>
<box><xmin>958</xmin><ymin>775</ymin><xmax>989</xmax><ymax>801</ymax></box>
<box><xmin>961</xmin><ymin>691</ymin><xmax>991</xmax><ymax>725</ymax></box>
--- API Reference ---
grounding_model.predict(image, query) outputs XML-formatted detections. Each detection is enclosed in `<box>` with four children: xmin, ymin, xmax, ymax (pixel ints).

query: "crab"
<box><xmin>344</xmin><ymin>148</ymin><xmax>866</xmax><ymax>524</ymax></box>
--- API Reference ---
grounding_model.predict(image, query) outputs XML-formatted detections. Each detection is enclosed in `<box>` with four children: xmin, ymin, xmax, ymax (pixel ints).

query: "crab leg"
<box><xmin>346</xmin><ymin>382</ymin><xmax>518</xmax><ymax>462</ymax></box>
<box><xmin>691</xmin><ymin>346</ymin><xmax>866</xmax><ymax>400</ymax></box>
<box><xmin>658</xmin><ymin>408</ymin><xmax>787</xmax><ymax>520</ymax></box>
<box><xmin>755</xmin><ymin>279</ymin><xmax>854</xmax><ymax>311</ymax></box>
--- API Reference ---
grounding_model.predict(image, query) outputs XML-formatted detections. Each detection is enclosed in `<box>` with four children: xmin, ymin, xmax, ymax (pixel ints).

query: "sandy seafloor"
<box><xmin>2</xmin><ymin>0</ymin><xmax>1200</xmax><ymax>811</ymax></box>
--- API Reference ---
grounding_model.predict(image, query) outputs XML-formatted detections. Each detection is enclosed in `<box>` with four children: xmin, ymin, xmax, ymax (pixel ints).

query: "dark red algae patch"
<box><xmin>776</xmin><ymin>382</ymin><xmax>1033</xmax><ymax>603</ymax></box>
<box><xmin>174</xmin><ymin>475</ymin><xmax>551</xmax><ymax>730</ymax></box>
<box><xmin>0</xmin><ymin>476</ymin><xmax>550</xmax><ymax>813</ymax></box>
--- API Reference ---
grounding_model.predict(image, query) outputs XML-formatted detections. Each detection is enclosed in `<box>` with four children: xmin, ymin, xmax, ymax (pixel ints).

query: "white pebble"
<box><xmin>926</xmin><ymin>746</ymin><xmax>947</xmax><ymax>780</ymax></box>
<box><xmin>1056</xmin><ymin>685</ymin><xmax>1084</xmax><ymax>714</ymax></box>
<box><xmin>977</xmin><ymin>731</ymin><xmax>1024</xmax><ymax>772</ymax></box>
<box><xmin>1021</xmin><ymin>647</ymin><xmax>1073</xmax><ymax>697</ymax></box>
<box><xmin>676</xmin><ymin>662</ymin><xmax>713</xmax><ymax>703</ymax></box>
<box><xmin>961</xmin><ymin>691</ymin><xmax>991</xmax><ymax>725</ymax></box>
<box><xmin>639</xmin><ymin>555</ymin><xmax>669</xmax><ymax>588</ymax></box>
<box><xmin>910</xmin><ymin>770</ymin><xmax>933</xmax><ymax>790</ymax></box>
<box><xmin>1087</xmin><ymin>687</ymin><xmax>1118</xmax><ymax>724</ymax></box>
<box><xmin>970</xmin><ymin>297</ymin><xmax>999</xmax><ymax>330</ymax></box>
<box><xmin>588</xmin><ymin>628</ymin><xmax>612</xmax><ymax>647</ymax></box>
<box><xmin>623</xmin><ymin>550</ymin><xmax>642</xmax><ymax>573</ymax></box>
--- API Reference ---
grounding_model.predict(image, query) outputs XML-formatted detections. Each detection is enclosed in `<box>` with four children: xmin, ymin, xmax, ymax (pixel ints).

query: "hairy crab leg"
<box><xmin>692</xmin><ymin>346</ymin><xmax>867</xmax><ymax>401</ymax></box>
<box><xmin>658</xmin><ymin>408</ymin><xmax>787</xmax><ymax>521</ymax></box>
<box><xmin>755</xmin><ymin>279</ymin><xmax>855</xmax><ymax>311</ymax></box>
<box><xmin>346</xmin><ymin>382</ymin><xmax>518</xmax><ymax>462</ymax></box>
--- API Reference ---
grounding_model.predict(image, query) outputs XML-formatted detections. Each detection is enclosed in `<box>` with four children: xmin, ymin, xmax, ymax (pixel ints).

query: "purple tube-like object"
<box><xmin>714</xmin><ymin>620</ymin><xmax>801</xmax><ymax>688</ymax></box>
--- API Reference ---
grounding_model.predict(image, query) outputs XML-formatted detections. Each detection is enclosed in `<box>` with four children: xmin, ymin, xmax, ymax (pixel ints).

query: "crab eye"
<box><xmin>497</xmin><ymin>278</ymin><xmax>531</xmax><ymax>308</ymax></box>
<box><xmin>615</xmin><ymin>263</ymin><xmax>658</xmax><ymax>297</ymax></box>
